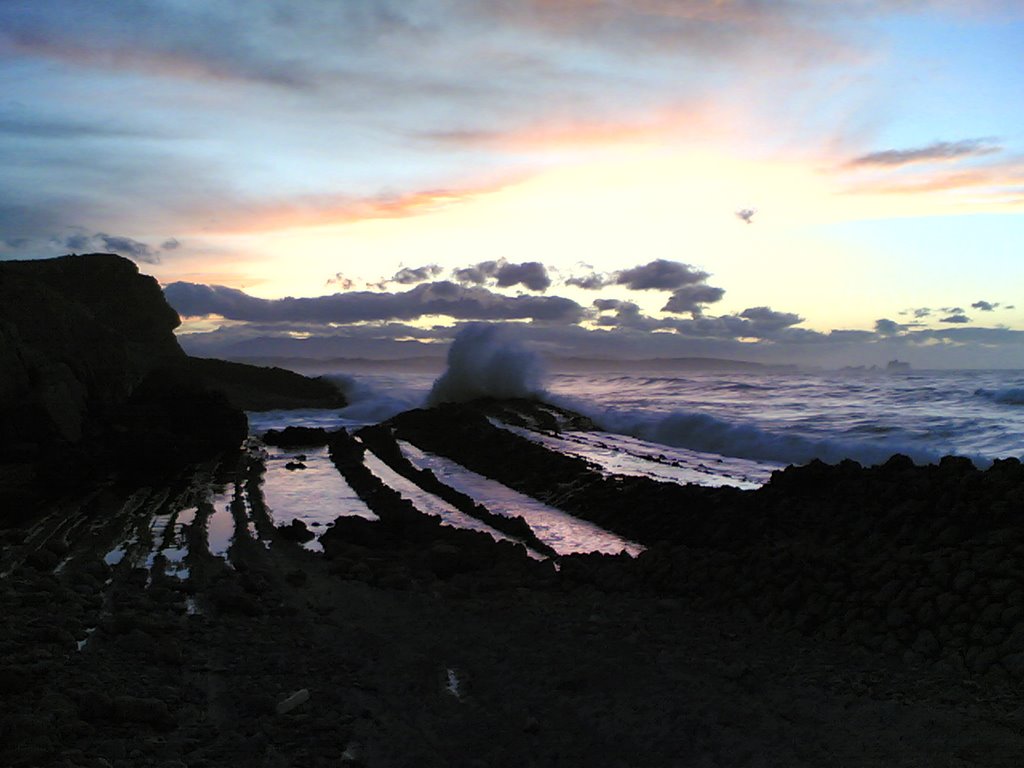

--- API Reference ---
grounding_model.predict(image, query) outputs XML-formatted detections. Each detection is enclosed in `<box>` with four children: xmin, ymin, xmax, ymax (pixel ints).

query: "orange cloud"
<box><xmin>418</xmin><ymin>101</ymin><xmax>736</xmax><ymax>155</ymax></box>
<box><xmin>201</xmin><ymin>179</ymin><xmax>524</xmax><ymax>234</ymax></box>
<box><xmin>842</xmin><ymin>163</ymin><xmax>1024</xmax><ymax>200</ymax></box>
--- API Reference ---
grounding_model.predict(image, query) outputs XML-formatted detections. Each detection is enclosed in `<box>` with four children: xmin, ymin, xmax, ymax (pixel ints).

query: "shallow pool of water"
<box><xmin>399</xmin><ymin>441</ymin><xmax>643</xmax><ymax>557</ymax></box>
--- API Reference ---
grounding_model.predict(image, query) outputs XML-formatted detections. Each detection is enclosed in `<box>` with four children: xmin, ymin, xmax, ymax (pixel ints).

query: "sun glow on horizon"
<box><xmin>172</xmin><ymin>141</ymin><xmax>1021</xmax><ymax>333</ymax></box>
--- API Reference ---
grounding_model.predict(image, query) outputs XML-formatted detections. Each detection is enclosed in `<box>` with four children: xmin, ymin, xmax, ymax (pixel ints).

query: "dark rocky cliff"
<box><xmin>0</xmin><ymin>254</ymin><xmax>246</xmax><ymax>516</ymax></box>
<box><xmin>184</xmin><ymin>356</ymin><xmax>347</xmax><ymax>411</ymax></box>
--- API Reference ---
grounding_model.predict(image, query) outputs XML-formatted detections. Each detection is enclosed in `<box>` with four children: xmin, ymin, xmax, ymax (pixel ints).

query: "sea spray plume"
<box><xmin>427</xmin><ymin>324</ymin><xmax>546</xmax><ymax>406</ymax></box>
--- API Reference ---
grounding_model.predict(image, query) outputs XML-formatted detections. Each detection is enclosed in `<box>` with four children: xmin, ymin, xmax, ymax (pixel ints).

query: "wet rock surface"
<box><xmin>2</xmin><ymin>399</ymin><xmax>1024</xmax><ymax>765</ymax></box>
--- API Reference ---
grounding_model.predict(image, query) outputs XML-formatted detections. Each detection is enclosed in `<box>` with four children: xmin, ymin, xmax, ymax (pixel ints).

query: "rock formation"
<box><xmin>0</xmin><ymin>254</ymin><xmax>246</xmax><ymax>516</ymax></box>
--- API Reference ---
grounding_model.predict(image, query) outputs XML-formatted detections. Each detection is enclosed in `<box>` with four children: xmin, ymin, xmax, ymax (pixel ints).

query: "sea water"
<box><xmin>250</xmin><ymin>368</ymin><xmax>1024</xmax><ymax>470</ymax></box>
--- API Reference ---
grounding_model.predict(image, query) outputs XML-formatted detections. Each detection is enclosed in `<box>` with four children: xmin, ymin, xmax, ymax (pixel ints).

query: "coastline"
<box><xmin>3</xmin><ymin>399</ymin><xmax>1024</xmax><ymax>765</ymax></box>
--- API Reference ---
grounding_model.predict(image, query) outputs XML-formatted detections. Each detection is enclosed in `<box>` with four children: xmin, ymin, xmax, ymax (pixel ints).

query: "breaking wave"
<box><xmin>328</xmin><ymin>374</ymin><xmax>426</xmax><ymax>424</ymax></box>
<box><xmin>427</xmin><ymin>324</ymin><xmax>546</xmax><ymax>406</ymax></box>
<box><xmin>550</xmin><ymin>397</ymin><xmax>950</xmax><ymax>468</ymax></box>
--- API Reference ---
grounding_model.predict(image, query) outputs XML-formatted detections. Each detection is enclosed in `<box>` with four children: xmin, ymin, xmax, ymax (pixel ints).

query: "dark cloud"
<box><xmin>164</xmin><ymin>280</ymin><xmax>584</xmax><ymax>325</ymax></box>
<box><xmin>874</xmin><ymin>318</ymin><xmax>906</xmax><ymax>336</ymax></box>
<box><xmin>592</xmin><ymin>298</ymin><xmax>624</xmax><ymax>311</ymax></box>
<box><xmin>739</xmin><ymin>307</ymin><xmax>803</xmax><ymax>332</ymax></box>
<box><xmin>161</xmin><ymin>237</ymin><xmax>181</xmax><ymax>250</ymax></box>
<box><xmin>661</xmin><ymin>284</ymin><xmax>725</xmax><ymax>315</ymax></box>
<box><xmin>565</xmin><ymin>271</ymin><xmax>612</xmax><ymax>290</ymax></box>
<box><xmin>616</xmin><ymin>259</ymin><xmax>709</xmax><ymax>291</ymax></box>
<box><xmin>593</xmin><ymin>301</ymin><xmax>651</xmax><ymax>330</ymax></box>
<box><xmin>389</xmin><ymin>264</ymin><xmax>443</xmax><ymax>285</ymax></box>
<box><xmin>494</xmin><ymin>261</ymin><xmax>551</xmax><ymax>292</ymax></box>
<box><xmin>97</xmin><ymin>234</ymin><xmax>158</xmax><ymax>263</ymax></box>
<box><xmin>940</xmin><ymin>313</ymin><xmax>971</xmax><ymax>324</ymax></box>
<box><xmin>452</xmin><ymin>260</ymin><xmax>500</xmax><ymax>285</ymax></box>
<box><xmin>971</xmin><ymin>300</ymin><xmax>997</xmax><ymax>312</ymax></box>
<box><xmin>451</xmin><ymin>259</ymin><xmax>551</xmax><ymax>292</ymax></box>
<box><xmin>899</xmin><ymin>307</ymin><xmax>933</xmax><ymax>319</ymax></box>
<box><xmin>63</xmin><ymin>232</ymin><xmax>159</xmax><ymax>263</ymax></box>
<box><xmin>849</xmin><ymin>138</ymin><xmax>1001</xmax><ymax>167</ymax></box>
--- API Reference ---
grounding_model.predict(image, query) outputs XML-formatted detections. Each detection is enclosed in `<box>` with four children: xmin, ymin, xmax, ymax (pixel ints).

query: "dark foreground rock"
<box><xmin>184</xmin><ymin>356</ymin><xmax>347</xmax><ymax>411</ymax></box>
<box><xmin>2</xmin><ymin>443</ymin><xmax>1022</xmax><ymax>767</ymax></box>
<box><xmin>0</xmin><ymin>254</ymin><xmax>246</xmax><ymax>518</ymax></box>
<box><xmin>262</xmin><ymin>425</ymin><xmax>332</xmax><ymax>447</ymax></box>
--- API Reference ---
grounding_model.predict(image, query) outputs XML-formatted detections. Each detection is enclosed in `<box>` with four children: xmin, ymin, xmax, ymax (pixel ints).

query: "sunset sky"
<box><xmin>2</xmin><ymin>1</ymin><xmax>1022</xmax><ymax>367</ymax></box>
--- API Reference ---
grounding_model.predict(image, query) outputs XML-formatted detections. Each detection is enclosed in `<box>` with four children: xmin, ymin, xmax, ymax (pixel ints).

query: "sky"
<box><xmin>1</xmin><ymin>0</ymin><xmax>1022</xmax><ymax>368</ymax></box>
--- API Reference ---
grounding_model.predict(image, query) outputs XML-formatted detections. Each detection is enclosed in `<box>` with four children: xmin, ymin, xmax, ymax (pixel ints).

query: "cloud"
<box><xmin>849</xmin><ymin>138</ymin><xmax>1001</xmax><ymax>167</ymax></box>
<box><xmin>661</xmin><ymin>284</ymin><xmax>726</xmax><ymax>315</ymax></box>
<box><xmin>453</xmin><ymin>260</ymin><xmax>500</xmax><ymax>285</ymax></box>
<box><xmin>874</xmin><ymin>318</ymin><xmax>906</xmax><ymax>335</ymax></box>
<box><xmin>0</xmin><ymin>113</ymin><xmax>148</xmax><ymax>140</ymax></box>
<box><xmin>615</xmin><ymin>259</ymin><xmax>709</xmax><ymax>291</ymax></box>
<box><xmin>164</xmin><ymin>280</ymin><xmax>584</xmax><ymax>325</ymax></box>
<box><xmin>738</xmin><ymin>306</ymin><xmax>803</xmax><ymax>332</ymax></box>
<box><xmin>0</xmin><ymin>3</ymin><xmax>313</xmax><ymax>87</ymax></box>
<box><xmin>63</xmin><ymin>231</ymin><xmax>159</xmax><ymax>263</ymax></box>
<box><xmin>902</xmin><ymin>307</ymin><xmax>931</xmax><ymax>319</ymax></box>
<box><xmin>389</xmin><ymin>264</ymin><xmax>443</xmax><ymax>285</ymax></box>
<box><xmin>971</xmin><ymin>300</ymin><xmax>997</xmax><ymax>311</ymax></box>
<box><xmin>494</xmin><ymin>261</ymin><xmax>551</xmax><ymax>291</ymax></box>
<box><xmin>565</xmin><ymin>271</ymin><xmax>612</xmax><ymax>290</ymax></box>
<box><xmin>161</xmin><ymin>238</ymin><xmax>181</xmax><ymax>250</ymax></box>
<box><xmin>940</xmin><ymin>313</ymin><xmax>971</xmax><ymax>324</ymax></box>
<box><xmin>326</xmin><ymin>273</ymin><xmax>356</xmax><ymax>290</ymax></box>
<box><xmin>450</xmin><ymin>259</ymin><xmax>552</xmax><ymax>291</ymax></box>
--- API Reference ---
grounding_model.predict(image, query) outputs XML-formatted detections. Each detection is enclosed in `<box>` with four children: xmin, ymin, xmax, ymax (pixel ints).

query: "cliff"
<box><xmin>0</xmin><ymin>254</ymin><xmax>246</xmax><ymax>516</ymax></box>
<box><xmin>183</xmin><ymin>356</ymin><xmax>347</xmax><ymax>411</ymax></box>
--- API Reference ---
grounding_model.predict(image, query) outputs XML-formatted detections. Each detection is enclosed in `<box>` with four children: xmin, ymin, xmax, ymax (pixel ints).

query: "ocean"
<box><xmin>249</xmin><ymin>368</ymin><xmax>1024</xmax><ymax>471</ymax></box>
<box><xmin>240</xmin><ymin>365</ymin><xmax>1024</xmax><ymax>553</ymax></box>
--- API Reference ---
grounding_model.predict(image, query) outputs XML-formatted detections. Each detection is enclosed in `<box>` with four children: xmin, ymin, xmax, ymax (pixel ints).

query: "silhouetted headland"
<box><xmin>0</xmin><ymin>253</ymin><xmax>345</xmax><ymax>516</ymax></box>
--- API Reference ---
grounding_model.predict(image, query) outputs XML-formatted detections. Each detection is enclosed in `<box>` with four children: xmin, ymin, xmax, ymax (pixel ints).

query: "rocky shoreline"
<box><xmin>3</xmin><ymin>415</ymin><xmax>1024</xmax><ymax>766</ymax></box>
<box><xmin>3</xmin><ymin>254</ymin><xmax>1024</xmax><ymax>766</ymax></box>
